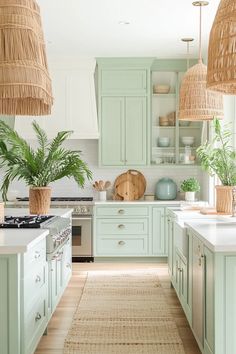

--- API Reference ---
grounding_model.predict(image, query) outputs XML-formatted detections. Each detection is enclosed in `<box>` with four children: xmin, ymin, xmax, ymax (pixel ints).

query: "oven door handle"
<box><xmin>72</xmin><ymin>216</ymin><xmax>92</xmax><ymax>220</ymax></box>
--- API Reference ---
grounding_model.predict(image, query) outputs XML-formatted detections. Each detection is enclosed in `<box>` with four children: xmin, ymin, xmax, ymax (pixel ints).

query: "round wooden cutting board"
<box><xmin>114</xmin><ymin>170</ymin><xmax>146</xmax><ymax>200</ymax></box>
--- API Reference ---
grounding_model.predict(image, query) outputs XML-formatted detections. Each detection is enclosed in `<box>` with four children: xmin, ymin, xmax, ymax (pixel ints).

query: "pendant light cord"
<box><xmin>199</xmin><ymin>5</ymin><xmax>202</xmax><ymax>63</ymax></box>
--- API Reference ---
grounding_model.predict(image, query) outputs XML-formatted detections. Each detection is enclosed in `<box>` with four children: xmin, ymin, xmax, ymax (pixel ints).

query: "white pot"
<box><xmin>185</xmin><ymin>191</ymin><xmax>195</xmax><ymax>202</ymax></box>
<box><xmin>99</xmin><ymin>190</ymin><xmax>107</xmax><ymax>201</ymax></box>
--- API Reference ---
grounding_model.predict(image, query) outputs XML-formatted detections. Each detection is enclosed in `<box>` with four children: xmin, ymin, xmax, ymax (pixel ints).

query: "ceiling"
<box><xmin>38</xmin><ymin>0</ymin><xmax>221</xmax><ymax>60</ymax></box>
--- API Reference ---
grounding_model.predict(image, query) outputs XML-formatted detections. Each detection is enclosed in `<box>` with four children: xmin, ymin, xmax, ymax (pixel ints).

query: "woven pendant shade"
<box><xmin>207</xmin><ymin>0</ymin><xmax>236</xmax><ymax>94</ymax></box>
<box><xmin>0</xmin><ymin>0</ymin><xmax>53</xmax><ymax>115</ymax></box>
<box><xmin>179</xmin><ymin>1</ymin><xmax>223</xmax><ymax>121</ymax></box>
<box><xmin>179</xmin><ymin>59</ymin><xmax>224</xmax><ymax>120</ymax></box>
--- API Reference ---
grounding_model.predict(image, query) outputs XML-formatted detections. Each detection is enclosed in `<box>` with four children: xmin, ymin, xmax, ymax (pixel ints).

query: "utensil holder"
<box><xmin>99</xmin><ymin>191</ymin><xmax>107</xmax><ymax>201</ymax></box>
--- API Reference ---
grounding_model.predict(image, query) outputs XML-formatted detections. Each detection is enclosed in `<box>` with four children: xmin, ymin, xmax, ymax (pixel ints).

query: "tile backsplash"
<box><xmin>1</xmin><ymin>139</ymin><xmax>206</xmax><ymax>201</ymax></box>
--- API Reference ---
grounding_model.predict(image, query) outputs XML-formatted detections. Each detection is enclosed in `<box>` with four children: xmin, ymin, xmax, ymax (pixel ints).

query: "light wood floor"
<box><xmin>35</xmin><ymin>262</ymin><xmax>201</xmax><ymax>354</ymax></box>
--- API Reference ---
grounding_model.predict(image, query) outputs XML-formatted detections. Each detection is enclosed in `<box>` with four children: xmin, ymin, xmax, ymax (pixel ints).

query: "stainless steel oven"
<box><xmin>72</xmin><ymin>213</ymin><xmax>92</xmax><ymax>259</ymax></box>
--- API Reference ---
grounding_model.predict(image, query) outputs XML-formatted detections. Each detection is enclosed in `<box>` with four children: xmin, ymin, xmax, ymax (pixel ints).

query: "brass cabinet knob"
<box><xmin>118</xmin><ymin>224</ymin><xmax>125</xmax><ymax>229</ymax></box>
<box><xmin>118</xmin><ymin>209</ymin><xmax>125</xmax><ymax>214</ymax></box>
<box><xmin>35</xmin><ymin>312</ymin><xmax>42</xmax><ymax>322</ymax></box>
<box><xmin>118</xmin><ymin>241</ymin><xmax>125</xmax><ymax>245</ymax></box>
<box><xmin>35</xmin><ymin>275</ymin><xmax>41</xmax><ymax>283</ymax></box>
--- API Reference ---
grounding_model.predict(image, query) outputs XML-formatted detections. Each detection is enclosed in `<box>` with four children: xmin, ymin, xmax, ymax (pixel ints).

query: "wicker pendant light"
<box><xmin>179</xmin><ymin>1</ymin><xmax>223</xmax><ymax>121</ymax></box>
<box><xmin>207</xmin><ymin>0</ymin><xmax>236</xmax><ymax>94</ymax></box>
<box><xmin>0</xmin><ymin>0</ymin><xmax>53</xmax><ymax>116</ymax></box>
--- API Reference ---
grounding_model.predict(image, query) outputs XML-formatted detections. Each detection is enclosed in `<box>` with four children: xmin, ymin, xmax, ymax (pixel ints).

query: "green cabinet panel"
<box><xmin>167</xmin><ymin>214</ymin><xmax>174</xmax><ymax>275</ymax></box>
<box><xmin>101</xmin><ymin>69</ymin><xmax>147</xmax><ymax>95</ymax></box>
<box><xmin>97</xmin><ymin>218</ymin><xmax>148</xmax><ymax>236</ymax></box>
<box><xmin>125</xmin><ymin>97</ymin><xmax>147</xmax><ymax>165</ymax></box>
<box><xmin>225</xmin><ymin>256</ymin><xmax>236</xmax><ymax>354</ymax></box>
<box><xmin>204</xmin><ymin>246</ymin><xmax>214</xmax><ymax>354</ymax></box>
<box><xmin>96</xmin><ymin>206</ymin><xmax>149</xmax><ymax>217</ymax></box>
<box><xmin>152</xmin><ymin>207</ymin><xmax>165</xmax><ymax>255</ymax></box>
<box><xmin>101</xmin><ymin>97</ymin><xmax>124</xmax><ymax>165</ymax></box>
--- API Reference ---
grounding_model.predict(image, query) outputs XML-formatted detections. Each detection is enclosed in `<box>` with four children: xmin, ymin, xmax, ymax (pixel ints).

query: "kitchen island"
<box><xmin>0</xmin><ymin>208</ymin><xmax>73</xmax><ymax>354</ymax></box>
<box><xmin>168</xmin><ymin>208</ymin><xmax>236</xmax><ymax>354</ymax></box>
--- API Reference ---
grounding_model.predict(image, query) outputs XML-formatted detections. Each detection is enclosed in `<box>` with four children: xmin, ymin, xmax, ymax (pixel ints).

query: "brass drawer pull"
<box><xmin>118</xmin><ymin>224</ymin><xmax>125</xmax><ymax>229</ymax></box>
<box><xmin>118</xmin><ymin>241</ymin><xmax>125</xmax><ymax>246</ymax></box>
<box><xmin>35</xmin><ymin>275</ymin><xmax>41</xmax><ymax>283</ymax></box>
<box><xmin>66</xmin><ymin>263</ymin><xmax>71</xmax><ymax>269</ymax></box>
<box><xmin>35</xmin><ymin>312</ymin><xmax>42</xmax><ymax>322</ymax></box>
<box><xmin>118</xmin><ymin>209</ymin><xmax>125</xmax><ymax>214</ymax></box>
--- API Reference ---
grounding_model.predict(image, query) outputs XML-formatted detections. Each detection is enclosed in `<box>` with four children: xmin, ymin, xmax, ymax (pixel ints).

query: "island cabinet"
<box><xmin>93</xmin><ymin>204</ymin><xmax>179</xmax><ymax>258</ymax></box>
<box><xmin>97</xmin><ymin>58</ymin><xmax>153</xmax><ymax>167</ymax></box>
<box><xmin>0</xmin><ymin>236</ymin><xmax>72</xmax><ymax>354</ymax></box>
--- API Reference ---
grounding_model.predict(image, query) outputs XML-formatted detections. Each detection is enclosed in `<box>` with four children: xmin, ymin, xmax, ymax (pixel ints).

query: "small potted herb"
<box><xmin>180</xmin><ymin>177</ymin><xmax>200</xmax><ymax>202</ymax></box>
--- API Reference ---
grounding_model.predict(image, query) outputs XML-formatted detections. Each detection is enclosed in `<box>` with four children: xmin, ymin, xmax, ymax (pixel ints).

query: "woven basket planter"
<box><xmin>0</xmin><ymin>0</ymin><xmax>53</xmax><ymax>115</ymax></box>
<box><xmin>179</xmin><ymin>61</ymin><xmax>224</xmax><ymax>121</ymax></box>
<box><xmin>215</xmin><ymin>185</ymin><xmax>234</xmax><ymax>214</ymax></box>
<box><xmin>29</xmin><ymin>186</ymin><xmax>51</xmax><ymax>215</ymax></box>
<box><xmin>207</xmin><ymin>0</ymin><xmax>236</xmax><ymax>94</ymax></box>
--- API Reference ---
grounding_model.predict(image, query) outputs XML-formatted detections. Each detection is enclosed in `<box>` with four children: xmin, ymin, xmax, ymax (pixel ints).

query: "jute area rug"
<box><xmin>64</xmin><ymin>270</ymin><xmax>185</xmax><ymax>354</ymax></box>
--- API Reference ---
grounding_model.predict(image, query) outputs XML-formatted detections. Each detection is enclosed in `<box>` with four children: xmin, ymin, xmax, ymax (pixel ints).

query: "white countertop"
<box><xmin>0</xmin><ymin>208</ymin><xmax>73</xmax><ymax>255</ymax></box>
<box><xmin>94</xmin><ymin>200</ymin><xmax>181</xmax><ymax>205</ymax></box>
<box><xmin>185</xmin><ymin>220</ymin><xmax>236</xmax><ymax>253</ymax></box>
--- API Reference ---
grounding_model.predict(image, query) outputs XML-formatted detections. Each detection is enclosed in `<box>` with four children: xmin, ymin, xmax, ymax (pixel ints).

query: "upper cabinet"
<box><xmin>151</xmin><ymin>59</ymin><xmax>202</xmax><ymax>166</ymax></box>
<box><xmin>97</xmin><ymin>58</ymin><xmax>153</xmax><ymax>167</ymax></box>
<box><xmin>14</xmin><ymin>58</ymin><xmax>98</xmax><ymax>139</ymax></box>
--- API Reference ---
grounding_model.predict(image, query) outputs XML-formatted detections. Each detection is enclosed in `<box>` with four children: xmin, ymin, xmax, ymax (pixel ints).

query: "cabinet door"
<box><xmin>100</xmin><ymin>97</ymin><xmax>125</xmax><ymax>165</ymax></box>
<box><xmin>62</xmin><ymin>239</ymin><xmax>72</xmax><ymax>288</ymax></box>
<box><xmin>152</xmin><ymin>207</ymin><xmax>165</xmax><ymax>255</ymax></box>
<box><xmin>125</xmin><ymin>97</ymin><xmax>147</xmax><ymax>165</ymax></box>
<box><xmin>101</xmin><ymin>69</ymin><xmax>147</xmax><ymax>95</ymax></box>
<box><xmin>192</xmin><ymin>234</ymin><xmax>204</xmax><ymax>349</ymax></box>
<box><xmin>204</xmin><ymin>246</ymin><xmax>214</xmax><ymax>354</ymax></box>
<box><xmin>167</xmin><ymin>216</ymin><xmax>174</xmax><ymax>275</ymax></box>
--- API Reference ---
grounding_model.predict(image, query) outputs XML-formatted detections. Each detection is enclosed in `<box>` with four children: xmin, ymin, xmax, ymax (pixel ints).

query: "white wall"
<box><xmin>2</xmin><ymin>139</ymin><xmax>205</xmax><ymax>201</ymax></box>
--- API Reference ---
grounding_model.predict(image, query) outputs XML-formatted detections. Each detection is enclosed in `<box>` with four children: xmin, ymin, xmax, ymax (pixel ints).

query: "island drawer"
<box><xmin>97</xmin><ymin>218</ymin><xmax>148</xmax><ymax>235</ymax></box>
<box><xmin>24</xmin><ymin>238</ymin><xmax>46</xmax><ymax>270</ymax></box>
<box><xmin>24</xmin><ymin>288</ymin><xmax>48</xmax><ymax>354</ymax></box>
<box><xmin>96</xmin><ymin>206</ymin><xmax>149</xmax><ymax>217</ymax></box>
<box><xmin>96</xmin><ymin>236</ymin><xmax>148</xmax><ymax>256</ymax></box>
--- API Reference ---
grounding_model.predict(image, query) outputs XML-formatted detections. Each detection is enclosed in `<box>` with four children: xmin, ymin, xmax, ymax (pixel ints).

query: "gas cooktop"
<box><xmin>17</xmin><ymin>197</ymin><xmax>93</xmax><ymax>202</ymax></box>
<box><xmin>0</xmin><ymin>215</ymin><xmax>55</xmax><ymax>228</ymax></box>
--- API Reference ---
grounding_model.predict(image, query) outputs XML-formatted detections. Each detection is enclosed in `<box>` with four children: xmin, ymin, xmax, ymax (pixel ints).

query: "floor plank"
<box><xmin>35</xmin><ymin>262</ymin><xmax>201</xmax><ymax>354</ymax></box>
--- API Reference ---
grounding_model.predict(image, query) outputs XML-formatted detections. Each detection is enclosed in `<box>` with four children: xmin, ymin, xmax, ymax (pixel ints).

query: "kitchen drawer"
<box><xmin>97</xmin><ymin>218</ymin><xmax>148</xmax><ymax>236</ymax></box>
<box><xmin>96</xmin><ymin>236</ymin><xmax>148</xmax><ymax>256</ymax></box>
<box><xmin>101</xmin><ymin>69</ymin><xmax>147</xmax><ymax>94</ymax></box>
<box><xmin>24</xmin><ymin>238</ymin><xmax>46</xmax><ymax>271</ymax></box>
<box><xmin>24</xmin><ymin>288</ymin><xmax>47</xmax><ymax>354</ymax></box>
<box><xmin>24</xmin><ymin>262</ymin><xmax>47</xmax><ymax>314</ymax></box>
<box><xmin>96</xmin><ymin>206</ymin><xmax>149</xmax><ymax>217</ymax></box>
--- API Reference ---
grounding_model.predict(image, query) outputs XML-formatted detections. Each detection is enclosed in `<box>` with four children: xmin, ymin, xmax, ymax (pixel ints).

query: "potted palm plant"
<box><xmin>180</xmin><ymin>177</ymin><xmax>200</xmax><ymax>202</ymax></box>
<box><xmin>197</xmin><ymin>118</ymin><xmax>236</xmax><ymax>213</ymax></box>
<box><xmin>0</xmin><ymin>121</ymin><xmax>92</xmax><ymax>214</ymax></box>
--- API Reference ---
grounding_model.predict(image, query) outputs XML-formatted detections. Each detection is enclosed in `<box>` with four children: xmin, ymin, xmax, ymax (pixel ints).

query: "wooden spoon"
<box><xmin>95</xmin><ymin>181</ymin><xmax>100</xmax><ymax>190</ymax></box>
<box><xmin>99</xmin><ymin>180</ymin><xmax>104</xmax><ymax>190</ymax></box>
<box><xmin>104</xmin><ymin>181</ymin><xmax>111</xmax><ymax>190</ymax></box>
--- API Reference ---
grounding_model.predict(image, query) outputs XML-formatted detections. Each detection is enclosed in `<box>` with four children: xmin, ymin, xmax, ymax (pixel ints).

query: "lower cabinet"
<box><xmin>94</xmin><ymin>204</ymin><xmax>178</xmax><ymax>258</ymax></box>
<box><xmin>0</xmin><ymin>236</ymin><xmax>72</xmax><ymax>354</ymax></box>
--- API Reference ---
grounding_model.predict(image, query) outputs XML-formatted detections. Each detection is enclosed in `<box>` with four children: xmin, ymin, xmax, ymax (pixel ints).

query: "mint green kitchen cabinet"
<box><xmin>97</xmin><ymin>58</ymin><xmax>152</xmax><ymax>167</ymax></box>
<box><xmin>152</xmin><ymin>207</ymin><xmax>165</xmax><ymax>255</ymax></box>
<box><xmin>100</xmin><ymin>96</ymin><xmax>147</xmax><ymax>166</ymax></box>
<box><xmin>100</xmin><ymin>69</ymin><xmax>147</xmax><ymax>95</ymax></box>
<box><xmin>94</xmin><ymin>204</ymin><xmax>179</xmax><ymax>259</ymax></box>
<box><xmin>0</xmin><ymin>236</ymin><xmax>72</xmax><ymax>354</ymax></box>
<box><xmin>204</xmin><ymin>246</ymin><xmax>214</xmax><ymax>354</ymax></box>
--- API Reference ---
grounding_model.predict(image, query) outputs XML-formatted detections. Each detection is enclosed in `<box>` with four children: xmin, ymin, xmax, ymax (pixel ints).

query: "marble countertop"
<box><xmin>185</xmin><ymin>220</ymin><xmax>236</xmax><ymax>252</ymax></box>
<box><xmin>0</xmin><ymin>208</ymin><xmax>73</xmax><ymax>255</ymax></box>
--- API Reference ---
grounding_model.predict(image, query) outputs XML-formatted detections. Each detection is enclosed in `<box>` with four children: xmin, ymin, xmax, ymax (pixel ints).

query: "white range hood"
<box><xmin>14</xmin><ymin>58</ymin><xmax>99</xmax><ymax>139</ymax></box>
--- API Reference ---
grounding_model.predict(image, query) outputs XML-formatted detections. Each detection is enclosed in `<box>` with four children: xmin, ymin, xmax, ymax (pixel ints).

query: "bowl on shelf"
<box><xmin>181</xmin><ymin>136</ymin><xmax>195</xmax><ymax>146</ymax></box>
<box><xmin>159</xmin><ymin>116</ymin><xmax>169</xmax><ymax>126</ymax></box>
<box><xmin>153</xmin><ymin>85</ymin><xmax>170</xmax><ymax>94</ymax></box>
<box><xmin>179</xmin><ymin>120</ymin><xmax>190</xmax><ymax>127</ymax></box>
<box><xmin>158</xmin><ymin>137</ymin><xmax>170</xmax><ymax>147</ymax></box>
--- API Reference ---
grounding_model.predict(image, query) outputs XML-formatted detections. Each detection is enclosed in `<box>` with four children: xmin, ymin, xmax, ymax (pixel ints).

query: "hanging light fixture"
<box><xmin>0</xmin><ymin>0</ymin><xmax>53</xmax><ymax>116</ymax></box>
<box><xmin>179</xmin><ymin>1</ymin><xmax>223</xmax><ymax>121</ymax></box>
<box><xmin>207</xmin><ymin>0</ymin><xmax>236</xmax><ymax>94</ymax></box>
<box><xmin>181</xmin><ymin>38</ymin><xmax>194</xmax><ymax>70</ymax></box>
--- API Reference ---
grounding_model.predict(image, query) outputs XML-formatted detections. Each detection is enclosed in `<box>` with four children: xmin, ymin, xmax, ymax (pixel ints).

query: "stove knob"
<box><xmin>81</xmin><ymin>206</ymin><xmax>88</xmax><ymax>214</ymax></box>
<box><xmin>75</xmin><ymin>206</ymin><xmax>81</xmax><ymax>214</ymax></box>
